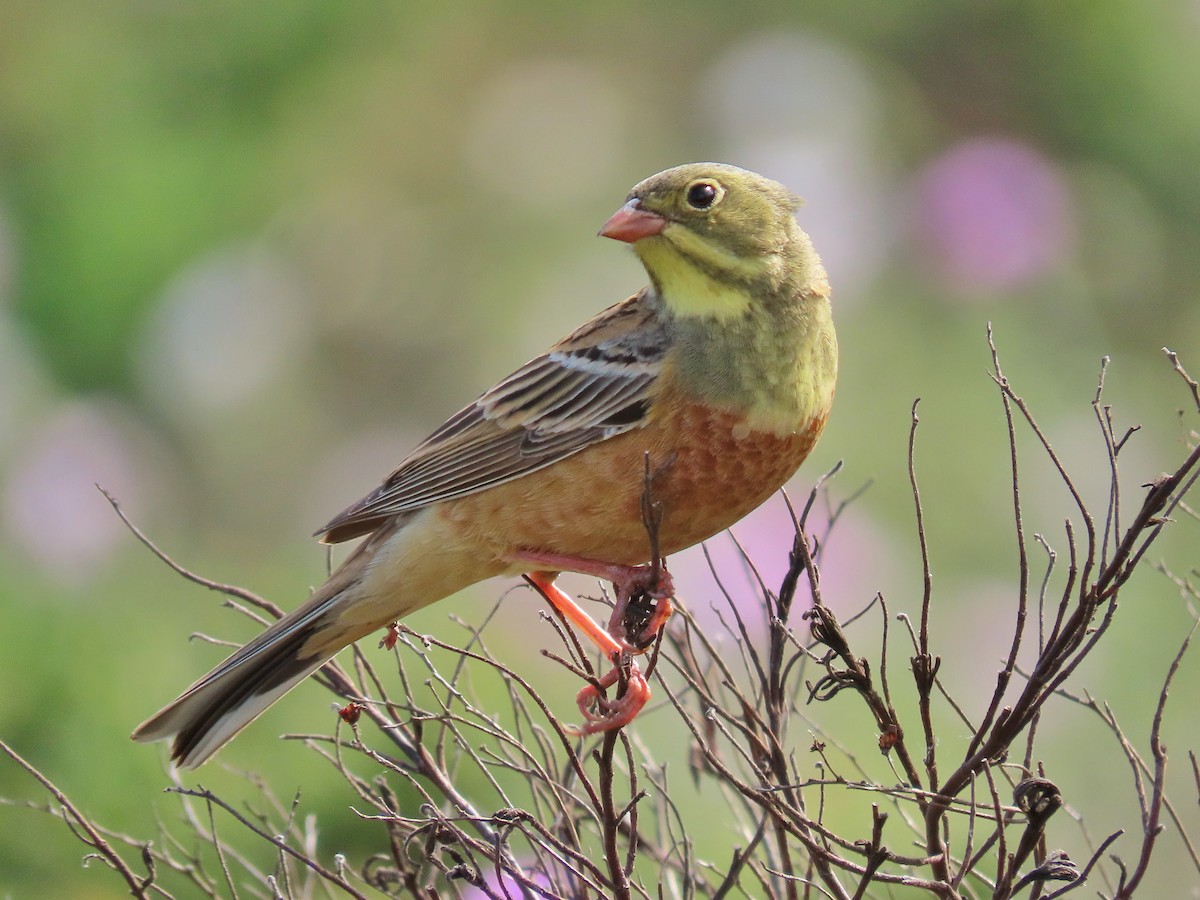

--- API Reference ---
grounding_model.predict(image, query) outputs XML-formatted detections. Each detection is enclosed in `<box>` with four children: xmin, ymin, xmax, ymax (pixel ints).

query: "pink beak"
<box><xmin>599</xmin><ymin>200</ymin><xmax>667</xmax><ymax>243</ymax></box>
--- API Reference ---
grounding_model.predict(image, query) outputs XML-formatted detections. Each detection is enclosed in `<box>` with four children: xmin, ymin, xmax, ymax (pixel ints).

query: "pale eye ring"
<box><xmin>685</xmin><ymin>180</ymin><xmax>722</xmax><ymax>210</ymax></box>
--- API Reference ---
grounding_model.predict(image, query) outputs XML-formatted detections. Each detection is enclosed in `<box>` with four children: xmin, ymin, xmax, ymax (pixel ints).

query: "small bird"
<box><xmin>132</xmin><ymin>163</ymin><xmax>838</xmax><ymax>768</ymax></box>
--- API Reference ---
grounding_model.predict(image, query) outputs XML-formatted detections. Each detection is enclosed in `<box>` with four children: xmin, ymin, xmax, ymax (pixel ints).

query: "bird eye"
<box><xmin>685</xmin><ymin>180</ymin><xmax>721</xmax><ymax>210</ymax></box>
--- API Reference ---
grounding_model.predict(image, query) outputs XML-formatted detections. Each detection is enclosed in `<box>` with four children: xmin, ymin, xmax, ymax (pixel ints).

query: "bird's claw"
<box><xmin>567</xmin><ymin>660</ymin><xmax>651</xmax><ymax>736</ymax></box>
<box><xmin>519</xmin><ymin>559</ymin><xmax>668</xmax><ymax>733</ymax></box>
<box><xmin>608</xmin><ymin>564</ymin><xmax>675</xmax><ymax>652</ymax></box>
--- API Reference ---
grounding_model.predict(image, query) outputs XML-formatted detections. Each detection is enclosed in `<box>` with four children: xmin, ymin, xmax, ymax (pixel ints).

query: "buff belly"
<box><xmin>438</xmin><ymin>399</ymin><xmax>828</xmax><ymax>569</ymax></box>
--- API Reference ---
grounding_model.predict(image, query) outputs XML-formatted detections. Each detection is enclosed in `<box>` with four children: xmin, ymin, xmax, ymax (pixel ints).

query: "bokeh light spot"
<box><xmin>701</xmin><ymin>31</ymin><xmax>892</xmax><ymax>303</ymax></box>
<box><xmin>2</xmin><ymin>401</ymin><xmax>164</xmax><ymax>584</ymax></box>
<box><xmin>916</xmin><ymin>137</ymin><xmax>1073</xmax><ymax>292</ymax></box>
<box><xmin>137</xmin><ymin>241</ymin><xmax>310</xmax><ymax>417</ymax></box>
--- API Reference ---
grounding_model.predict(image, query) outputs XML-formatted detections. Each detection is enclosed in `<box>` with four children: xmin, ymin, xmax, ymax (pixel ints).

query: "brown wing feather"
<box><xmin>317</xmin><ymin>291</ymin><xmax>667</xmax><ymax>543</ymax></box>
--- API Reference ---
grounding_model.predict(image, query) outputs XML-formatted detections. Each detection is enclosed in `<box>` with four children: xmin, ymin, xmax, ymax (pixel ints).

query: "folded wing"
<box><xmin>318</xmin><ymin>292</ymin><xmax>669</xmax><ymax>543</ymax></box>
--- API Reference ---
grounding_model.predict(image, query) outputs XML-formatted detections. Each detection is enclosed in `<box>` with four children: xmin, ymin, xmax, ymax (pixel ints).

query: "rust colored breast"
<box><xmin>440</xmin><ymin>394</ymin><xmax>830</xmax><ymax>569</ymax></box>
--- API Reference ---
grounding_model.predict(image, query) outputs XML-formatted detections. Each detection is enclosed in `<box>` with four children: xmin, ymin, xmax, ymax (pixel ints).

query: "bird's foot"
<box><xmin>523</xmin><ymin>569</ymin><xmax>658</xmax><ymax>735</ymax></box>
<box><xmin>516</xmin><ymin>551</ymin><xmax>676</xmax><ymax>654</ymax></box>
<box><xmin>568</xmin><ymin>659</ymin><xmax>651</xmax><ymax>736</ymax></box>
<box><xmin>607</xmin><ymin>565</ymin><xmax>675</xmax><ymax>652</ymax></box>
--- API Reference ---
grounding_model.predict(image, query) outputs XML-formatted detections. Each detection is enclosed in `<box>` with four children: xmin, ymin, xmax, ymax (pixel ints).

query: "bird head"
<box><xmin>599</xmin><ymin>163</ymin><xmax>814</xmax><ymax>320</ymax></box>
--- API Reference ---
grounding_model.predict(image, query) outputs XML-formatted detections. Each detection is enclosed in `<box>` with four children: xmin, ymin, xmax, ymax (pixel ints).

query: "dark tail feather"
<box><xmin>132</xmin><ymin>606</ymin><xmax>339</xmax><ymax>768</ymax></box>
<box><xmin>174</xmin><ymin>627</ymin><xmax>327</xmax><ymax>767</ymax></box>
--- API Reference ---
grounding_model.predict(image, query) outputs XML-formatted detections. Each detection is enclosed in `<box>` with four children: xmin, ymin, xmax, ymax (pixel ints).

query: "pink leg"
<box><xmin>516</xmin><ymin>550</ymin><xmax>675</xmax><ymax>651</ymax></box>
<box><xmin>524</xmin><ymin>571</ymin><xmax>623</xmax><ymax>658</ymax></box>
<box><xmin>525</xmin><ymin>572</ymin><xmax>653</xmax><ymax>734</ymax></box>
<box><xmin>572</xmin><ymin>665</ymin><xmax>650</xmax><ymax>735</ymax></box>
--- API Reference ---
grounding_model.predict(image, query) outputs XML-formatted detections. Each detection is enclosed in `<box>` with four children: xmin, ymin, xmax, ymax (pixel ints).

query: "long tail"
<box><xmin>131</xmin><ymin>589</ymin><xmax>347</xmax><ymax>769</ymax></box>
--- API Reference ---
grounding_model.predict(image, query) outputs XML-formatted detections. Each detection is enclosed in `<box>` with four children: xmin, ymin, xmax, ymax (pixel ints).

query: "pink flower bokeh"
<box><xmin>916</xmin><ymin>137</ymin><xmax>1073</xmax><ymax>292</ymax></box>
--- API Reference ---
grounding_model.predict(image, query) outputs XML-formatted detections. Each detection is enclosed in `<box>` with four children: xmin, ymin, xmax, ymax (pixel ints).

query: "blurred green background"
<box><xmin>2</xmin><ymin>1</ymin><xmax>1199</xmax><ymax>896</ymax></box>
